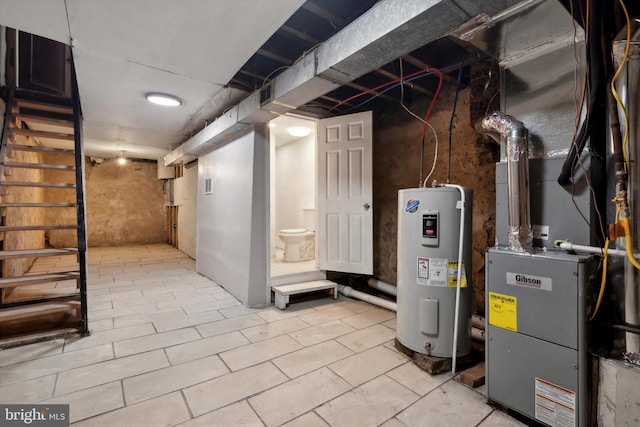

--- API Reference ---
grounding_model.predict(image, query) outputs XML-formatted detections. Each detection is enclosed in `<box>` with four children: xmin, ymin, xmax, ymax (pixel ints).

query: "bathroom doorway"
<box><xmin>269</xmin><ymin>115</ymin><xmax>324</xmax><ymax>285</ymax></box>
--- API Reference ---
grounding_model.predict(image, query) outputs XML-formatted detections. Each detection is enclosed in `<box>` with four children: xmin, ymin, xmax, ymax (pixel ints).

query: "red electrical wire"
<box><xmin>421</xmin><ymin>68</ymin><xmax>443</xmax><ymax>136</ymax></box>
<box><xmin>328</xmin><ymin>67</ymin><xmax>440</xmax><ymax>112</ymax></box>
<box><xmin>328</xmin><ymin>67</ymin><xmax>444</xmax><ymax>139</ymax></box>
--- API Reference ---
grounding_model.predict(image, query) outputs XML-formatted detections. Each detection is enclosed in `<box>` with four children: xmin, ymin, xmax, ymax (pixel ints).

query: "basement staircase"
<box><xmin>0</xmin><ymin>87</ymin><xmax>88</xmax><ymax>347</ymax></box>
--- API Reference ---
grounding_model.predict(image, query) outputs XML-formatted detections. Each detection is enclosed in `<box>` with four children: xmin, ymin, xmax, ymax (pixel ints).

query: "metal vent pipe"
<box><xmin>476</xmin><ymin>112</ymin><xmax>532</xmax><ymax>252</ymax></box>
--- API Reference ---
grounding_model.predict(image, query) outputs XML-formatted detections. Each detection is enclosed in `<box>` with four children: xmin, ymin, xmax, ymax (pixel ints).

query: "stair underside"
<box><xmin>0</xmin><ymin>202</ymin><xmax>77</xmax><ymax>208</ymax></box>
<box><xmin>0</xmin><ymin>248</ymin><xmax>78</xmax><ymax>259</ymax></box>
<box><xmin>0</xmin><ymin>225</ymin><xmax>77</xmax><ymax>232</ymax></box>
<box><xmin>0</xmin><ymin>272</ymin><xmax>80</xmax><ymax>289</ymax></box>
<box><xmin>7</xmin><ymin>144</ymin><xmax>74</xmax><ymax>154</ymax></box>
<box><xmin>15</xmin><ymin>99</ymin><xmax>73</xmax><ymax>115</ymax></box>
<box><xmin>2</xmin><ymin>162</ymin><xmax>75</xmax><ymax>171</ymax></box>
<box><xmin>0</xmin><ymin>181</ymin><xmax>75</xmax><ymax>188</ymax></box>
<box><xmin>12</xmin><ymin>113</ymin><xmax>74</xmax><ymax>128</ymax></box>
<box><xmin>11</xmin><ymin>128</ymin><xmax>74</xmax><ymax>141</ymax></box>
<box><xmin>0</xmin><ymin>300</ymin><xmax>80</xmax><ymax>322</ymax></box>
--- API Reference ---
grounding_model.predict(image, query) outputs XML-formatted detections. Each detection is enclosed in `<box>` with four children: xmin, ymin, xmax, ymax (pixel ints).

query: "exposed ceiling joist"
<box><xmin>374</xmin><ymin>68</ymin><xmax>434</xmax><ymax>97</ymax></box>
<box><xmin>401</xmin><ymin>55</ymin><xmax>458</xmax><ymax>85</ymax></box>
<box><xmin>302</xmin><ymin>2</ymin><xmax>344</xmax><ymax>27</ymax></box>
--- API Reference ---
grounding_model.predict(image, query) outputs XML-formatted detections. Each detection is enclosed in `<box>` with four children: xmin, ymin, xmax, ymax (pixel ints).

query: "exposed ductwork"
<box><xmin>164</xmin><ymin>0</ymin><xmax>528</xmax><ymax>166</ymax></box>
<box><xmin>476</xmin><ymin>112</ymin><xmax>533</xmax><ymax>252</ymax></box>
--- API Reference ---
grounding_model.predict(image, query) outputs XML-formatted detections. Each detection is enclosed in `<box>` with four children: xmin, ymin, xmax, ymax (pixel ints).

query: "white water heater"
<box><xmin>397</xmin><ymin>187</ymin><xmax>472</xmax><ymax>358</ymax></box>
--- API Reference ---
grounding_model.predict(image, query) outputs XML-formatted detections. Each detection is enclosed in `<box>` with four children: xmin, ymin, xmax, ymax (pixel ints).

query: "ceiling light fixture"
<box><xmin>117</xmin><ymin>151</ymin><xmax>127</xmax><ymax>165</ymax></box>
<box><xmin>287</xmin><ymin>127</ymin><xmax>311</xmax><ymax>137</ymax></box>
<box><xmin>145</xmin><ymin>92</ymin><xmax>182</xmax><ymax>107</ymax></box>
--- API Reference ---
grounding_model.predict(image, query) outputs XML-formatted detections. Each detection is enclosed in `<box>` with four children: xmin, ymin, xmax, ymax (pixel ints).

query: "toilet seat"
<box><xmin>280</xmin><ymin>228</ymin><xmax>308</xmax><ymax>235</ymax></box>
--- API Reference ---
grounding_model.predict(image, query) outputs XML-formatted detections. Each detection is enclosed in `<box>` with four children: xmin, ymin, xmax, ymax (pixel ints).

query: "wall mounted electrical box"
<box><xmin>486</xmin><ymin>248</ymin><xmax>596</xmax><ymax>427</ymax></box>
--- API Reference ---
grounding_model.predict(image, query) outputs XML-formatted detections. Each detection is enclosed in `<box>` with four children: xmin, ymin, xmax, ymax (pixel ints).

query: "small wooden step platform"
<box><xmin>272</xmin><ymin>280</ymin><xmax>338</xmax><ymax>309</ymax></box>
<box><xmin>15</xmin><ymin>99</ymin><xmax>73</xmax><ymax>115</ymax></box>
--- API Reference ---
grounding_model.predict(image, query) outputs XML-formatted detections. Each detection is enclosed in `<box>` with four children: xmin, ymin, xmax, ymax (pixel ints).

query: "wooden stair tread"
<box><xmin>0</xmin><ymin>224</ymin><xmax>77</xmax><ymax>231</ymax></box>
<box><xmin>0</xmin><ymin>328</ymin><xmax>81</xmax><ymax>350</ymax></box>
<box><xmin>10</xmin><ymin>128</ymin><xmax>74</xmax><ymax>141</ymax></box>
<box><xmin>7</xmin><ymin>144</ymin><xmax>75</xmax><ymax>154</ymax></box>
<box><xmin>12</xmin><ymin>113</ymin><xmax>74</xmax><ymax>128</ymax></box>
<box><xmin>0</xmin><ymin>181</ymin><xmax>75</xmax><ymax>188</ymax></box>
<box><xmin>0</xmin><ymin>202</ymin><xmax>77</xmax><ymax>208</ymax></box>
<box><xmin>0</xmin><ymin>300</ymin><xmax>80</xmax><ymax>322</ymax></box>
<box><xmin>0</xmin><ymin>272</ymin><xmax>80</xmax><ymax>288</ymax></box>
<box><xmin>0</xmin><ymin>248</ymin><xmax>78</xmax><ymax>259</ymax></box>
<box><xmin>2</xmin><ymin>161</ymin><xmax>75</xmax><ymax>171</ymax></box>
<box><xmin>15</xmin><ymin>99</ymin><xmax>73</xmax><ymax>115</ymax></box>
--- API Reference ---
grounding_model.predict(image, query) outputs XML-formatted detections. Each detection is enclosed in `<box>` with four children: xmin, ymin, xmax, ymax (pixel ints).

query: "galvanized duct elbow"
<box><xmin>477</xmin><ymin>112</ymin><xmax>532</xmax><ymax>252</ymax></box>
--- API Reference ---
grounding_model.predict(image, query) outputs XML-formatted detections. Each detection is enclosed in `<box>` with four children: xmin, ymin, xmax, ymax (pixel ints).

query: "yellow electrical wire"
<box><xmin>611</xmin><ymin>0</ymin><xmax>631</xmax><ymax>172</ymax></box>
<box><xmin>609</xmin><ymin>0</ymin><xmax>640</xmax><ymax>271</ymax></box>
<box><xmin>589</xmin><ymin>238</ymin><xmax>610</xmax><ymax>321</ymax></box>
<box><xmin>621</xmin><ymin>218</ymin><xmax>640</xmax><ymax>270</ymax></box>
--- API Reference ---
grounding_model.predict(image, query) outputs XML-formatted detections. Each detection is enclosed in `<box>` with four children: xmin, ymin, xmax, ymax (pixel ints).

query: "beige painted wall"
<box><xmin>84</xmin><ymin>158</ymin><xmax>166</xmax><ymax>246</ymax></box>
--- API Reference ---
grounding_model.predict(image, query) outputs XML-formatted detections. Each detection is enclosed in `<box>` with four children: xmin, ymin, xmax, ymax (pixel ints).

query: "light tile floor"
<box><xmin>0</xmin><ymin>244</ymin><xmax>527</xmax><ymax>426</ymax></box>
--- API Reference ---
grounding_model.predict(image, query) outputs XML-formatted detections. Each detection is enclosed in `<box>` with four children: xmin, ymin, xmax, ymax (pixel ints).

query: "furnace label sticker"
<box><xmin>416</xmin><ymin>257</ymin><xmax>447</xmax><ymax>286</ymax></box>
<box><xmin>534</xmin><ymin>377</ymin><xmax>576</xmax><ymax>427</ymax></box>
<box><xmin>506</xmin><ymin>272</ymin><xmax>552</xmax><ymax>291</ymax></box>
<box><xmin>447</xmin><ymin>260</ymin><xmax>467</xmax><ymax>288</ymax></box>
<box><xmin>488</xmin><ymin>292</ymin><xmax>517</xmax><ymax>332</ymax></box>
<box><xmin>406</xmin><ymin>199</ymin><xmax>420</xmax><ymax>213</ymax></box>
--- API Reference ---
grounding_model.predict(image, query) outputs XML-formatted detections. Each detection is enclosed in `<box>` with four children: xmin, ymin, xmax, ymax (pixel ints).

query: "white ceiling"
<box><xmin>0</xmin><ymin>0</ymin><xmax>305</xmax><ymax>160</ymax></box>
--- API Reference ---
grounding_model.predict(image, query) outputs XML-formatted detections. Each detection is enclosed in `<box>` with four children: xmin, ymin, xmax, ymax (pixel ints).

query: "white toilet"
<box><xmin>278</xmin><ymin>209</ymin><xmax>315</xmax><ymax>262</ymax></box>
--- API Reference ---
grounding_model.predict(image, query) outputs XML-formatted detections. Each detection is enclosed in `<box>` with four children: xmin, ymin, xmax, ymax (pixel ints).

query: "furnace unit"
<box><xmin>486</xmin><ymin>248</ymin><xmax>596</xmax><ymax>427</ymax></box>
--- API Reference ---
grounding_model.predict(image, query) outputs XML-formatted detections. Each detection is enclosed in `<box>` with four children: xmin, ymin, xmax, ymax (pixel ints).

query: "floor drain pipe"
<box><xmin>367</xmin><ymin>278</ymin><xmax>397</xmax><ymax>297</ymax></box>
<box><xmin>338</xmin><ymin>285</ymin><xmax>397</xmax><ymax>312</ymax></box>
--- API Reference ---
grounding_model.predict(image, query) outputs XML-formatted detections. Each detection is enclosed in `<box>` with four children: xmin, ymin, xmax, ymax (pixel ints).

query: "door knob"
<box><xmin>364</xmin><ymin>203</ymin><xmax>371</xmax><ymax>210</ymax></box>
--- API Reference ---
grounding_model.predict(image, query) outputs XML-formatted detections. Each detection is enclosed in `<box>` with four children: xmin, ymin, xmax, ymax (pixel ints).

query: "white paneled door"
<box><xmin>317</xmin><ymin>111</ymin><xmax>373</xmax><ymax>274</ymax></box>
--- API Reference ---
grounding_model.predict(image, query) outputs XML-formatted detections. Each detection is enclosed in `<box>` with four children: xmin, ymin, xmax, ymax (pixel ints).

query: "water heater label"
<box><xmin>507</xmin><ymin>272</ymin><xmax>552</xmax><ymax>291</ymax></box>
<box><xmin>534</xmin><ymin>377</ymin><xmax>576</xmax><ymax>427</ymax></box>
<box><xmin>416</xmin><ymin>257</ymin><xmax>447</xmax><ymax>286</ymax></box>
<box><xmin>447</xmin><ymin>260</ymin><xmax>467</xmax><ymax>288</ymax></box>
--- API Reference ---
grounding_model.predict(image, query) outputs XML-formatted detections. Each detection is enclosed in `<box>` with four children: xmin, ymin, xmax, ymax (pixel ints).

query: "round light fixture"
<box><xmin>145</xmin><ymin>93</ymin><xmax>182</xmax><ymax>107</ymax></box>
<box><xmin>287</xmin><ymin>127</ymin><xmax>311</xmax><ymax>137</ymax></box>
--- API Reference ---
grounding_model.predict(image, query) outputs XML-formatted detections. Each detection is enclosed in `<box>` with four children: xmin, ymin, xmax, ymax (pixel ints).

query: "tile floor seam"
<box><xmin>245</xmin><ymin>396</ymin><xmax>268</xmax><ymax>427</ymax></box>
<box><xmin>474</xmin><ymin>409</ymin><xmax>495</xmax><ymax>427</ymax></box>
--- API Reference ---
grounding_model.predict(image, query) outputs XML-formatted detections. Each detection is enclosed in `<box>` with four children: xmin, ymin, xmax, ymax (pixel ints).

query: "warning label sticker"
<box><xmin>416</xmin><ymin>257</ymin><xmax>447</xmax><ymax>286</ymax></box>
<box><xmin>447</xmin><ymin>260</ymin><xmax>467</xmax><ymax>288</ymax></box>
<box><xmin>535</xmin><ymin>377</ymin><xmax>576</xmax><ymax>427</ymax></box>
<box><xmin>488</xmin><ymin>292</ymin><xmax>517</xmax><ymax>332</ymax></box>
